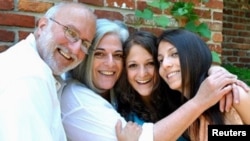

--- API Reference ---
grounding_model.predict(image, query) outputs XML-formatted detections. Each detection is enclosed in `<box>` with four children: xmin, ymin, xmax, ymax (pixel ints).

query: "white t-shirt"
<box><xmin>61</xmin><ymin>79</ymin><xmax>153</xmax><ymax>141</ymax></box>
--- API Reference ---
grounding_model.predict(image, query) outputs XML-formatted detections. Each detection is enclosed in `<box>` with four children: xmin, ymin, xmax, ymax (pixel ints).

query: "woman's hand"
<box><xmin>219</xmin><ymin>79</ymin><xmax>250</xmax><ymax>112</ymax></box>
<box><xmin>208</xmin><ymin>65</ymin><xmax>250</xmax><ymax>112</ymax></box>
<box><xmin>194</xmin><ymin>69</ymin><xmax>237</xmax><ymax>109</ymax></box>
<box><xmin>115</xmin><ymin>120</ymin><xmax>142</xmax><ymax>141</ymax></box>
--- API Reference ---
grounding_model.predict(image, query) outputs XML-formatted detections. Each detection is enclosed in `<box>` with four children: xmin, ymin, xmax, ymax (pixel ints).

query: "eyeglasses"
<box><xmin>49</xmin><ymin>18</ymin><xmax>91</xmax><ymax>54</ymax></box>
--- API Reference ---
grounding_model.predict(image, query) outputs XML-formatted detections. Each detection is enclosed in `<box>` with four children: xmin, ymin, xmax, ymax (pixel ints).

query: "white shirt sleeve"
<box><xmin>0</xmin><ymin>34</ymin><xmax>66</xmax><ymax>141</ymax></box>
<box><xmin>61</xmin><ymin>80</ymin><xmax>153</xmax><ymax>141</ymax></box>
<box><xmin>0</xmin><ymin>77</ymin><xmax>66</xmax><ymax>141</ymax></box>
<box><xmin>140</xmin><ymin>123</ymin><xmax>154</xmax><ymax>141</ymax></box>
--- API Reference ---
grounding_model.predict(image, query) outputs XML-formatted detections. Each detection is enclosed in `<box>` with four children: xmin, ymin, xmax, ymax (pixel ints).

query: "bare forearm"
<box><xmin>153</xmin><ymin>99</ymin><xmax>206</xmax><ymax>141</ymax></box>
<box><xmin>233</xmin><ymin>86</ymin><xmax>250</xmax><ymax>124</ymax></box>
<box><xmin>152</xmin><ymin>68</ymin><xmax>235</xmax><ymax>141</ymax></box>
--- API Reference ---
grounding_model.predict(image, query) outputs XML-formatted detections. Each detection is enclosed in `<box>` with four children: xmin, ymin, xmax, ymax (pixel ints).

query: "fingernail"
<box><xmin>235</xmin><ymin>100</ymin><xmax>239</xmax><ymax>104</ymax></box>
<box><xmin>232</xmin><ymin>83</ymin><xmax>236</xmax><ymax>87</ymax></box>
<box><xmin>220</xmin><ymin>108</ymin><xmax>224</xmax><ymax>112</ymax></box>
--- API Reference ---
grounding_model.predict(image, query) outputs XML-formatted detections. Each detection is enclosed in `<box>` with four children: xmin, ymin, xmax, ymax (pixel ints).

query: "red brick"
<box><xmin>237</xmin><ymin>44</ymin><xmax>250</xmax><ymax>50</ymax></box>
<box><xmin>232</xmin><ymin>37</ymin><xmax>245</xmax><ymax>44</ymax></box>
<box><xmin>223</xmin><ymin>8</ymin><xmax>232</xmax><ymax>15</ymax></box>
<box><xmin>0</xmin><ymin>45</ymin><xmax>9</xmax><ymax>53</ymax></box>
<box><xmin>239</xmin><ymin>58</ymin><xmax>250</xmax><ymax>63</ymax></box>
<box><xmin>79</xmin><ymin>0</ymin><xmax>104</xmax><ymax>6</ymax></box>
<box><xmin>212</xmin><ymin>32</ymin><xmax>223</xmax><ymax>43</ymax></box>
<box><xmin>205</xmin><ymin>0</ymin><xmax>223</xmax><ymax>9</ymax></box>
<box><xmin>94</xmin><ymin>10</ymin><xmax>123</xmax><ymax>20</ymax></box>
<box><xmin>221</xmin><ymin>49</ymin><xmax>233</xmax><ymax>56</ymax></box>
<box><xmin>246</xmin><ymin>12</ymin><xmax>250</xmax><ymax>18</ymax></box>
<box><xmin>222</xmin><ymin>29</ymin><xmax>237</xmax><ymax>36</ymax></box>
<box><xmin>107</xmin><ymin>0</ymin><xmax>134</xmax><ymax>9</ymax></box>
<box><xmin>195</xmin><ymin>9</ymin><xmax>211</xmax><ymax>19</ymax></box>
<box><xmin>140</xmin><ymin>27</ymin><xmax>164</xmax><ymax>37</ymax></box>
<box><xmin>233</xmin><ymin>23</ymin><xmax>245</xmax><ymax>30</ymax></box>
<box><xmin>223</xmin><ymin>22</ymin><xmax>233</xmax><ymax>28</ymax></box>
<box><xmin>233</xmin><ymin>10</ymin><xmax>245</xmax><ymax>17</ymax></box>
<box><xmin>213</xmin><ymin>11</ymin><xmax>223</xmax><ymax>21</ymax></box>
<box><xmin>136</xmin><ymin>1</ymin><xmax>147</xmax><ymax>10</ymax></box>
<box><xmin>0</xmin><ymin>13</ymin><xmax>35</xmax><ymax>28</ymax></box>
<box><xmin>222</xmin><ymin>43</ymin><xmax>231</xmax><ymax>49</ymax></box>
<box><xmin>18</xmin><ymin>31</ymin><xmax>31</xmax><ymax>41</ymax></box>
<box><xmin>237</xmin><ymin>50</ymin><xmax>247</xmax><ymax>56</ymax></box>
<box><xmin>18</xmin><ymin>0</ymin><xmax>53</xmax><ymax>13</ymax></box>
<box><xmin>208</xmin><ymin>44</ymin><xmax>222</xmax><ymax>53</ymax></box>
<box><xmin>0</xmin><ymin>0</ymin><xmax>14</xmax><ymax>10</ymax></box>
<box><xmin>209</xmin><ymin>22</ymin><xmax>222</xmax><ymax>31</ymax></box>
<box><xmin>227</xmin><ymin>57</ymin><xmax>238</xmax><ymax>62</ymax></box>
<box><xmin>224</xmin><ymin>1</ymin><xmax>241</xmax><ymax>9</ymax></box>
<box><xmin>0</xmin><ymin>30</ymin><xmax>15</xmax><ymax>42</ymax></box>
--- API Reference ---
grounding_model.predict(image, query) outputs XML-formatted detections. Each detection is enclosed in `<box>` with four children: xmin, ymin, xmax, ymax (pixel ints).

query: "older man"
<box><xmin>0</xmin><ymin>2</ymin><xmax>96</xmax><ymax>141</ymax></box>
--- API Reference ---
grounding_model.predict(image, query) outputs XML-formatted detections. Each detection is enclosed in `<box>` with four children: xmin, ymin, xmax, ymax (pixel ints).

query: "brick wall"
<box><xmin>222</xmin><ymin>0</ymin><xmax>250</xmax><ymax>68</ymax></box>
<box><xmin>0</xmin><ymin>0</ymin><xmax>224</xmax><ymax>58</ymax></box>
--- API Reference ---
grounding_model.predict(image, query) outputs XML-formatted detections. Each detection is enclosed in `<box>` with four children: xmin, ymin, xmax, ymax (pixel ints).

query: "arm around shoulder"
<box><xmin>61</xmin><ymin>80</ymin><xmax>154</xmax><ymax>141</ymax></box>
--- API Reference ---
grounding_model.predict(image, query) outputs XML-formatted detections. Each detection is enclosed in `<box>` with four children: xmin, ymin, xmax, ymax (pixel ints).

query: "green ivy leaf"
<box><xmin>154</xmin><ymin>15</ymin><xmax>170</xmax><ymax>27</ymax></box>
<box><xmin>135</xmin><ymin>9</ymin><xmax>143</xmax><ymax>17</ymax></box>
<box><xmin>177</xmin><ymin>8</ymin><xmax>188</xmax><ymax>16</ymax></box>
<box><xmin>135</xmin><ymin>1</ymin><xmax>212</xmax><ymax>39</ymax></box>
<box><xmin>147</xmin><ymin>1</ymin><xmax>161</xmax><ymax>9</ymax></box>
<box><xmin>147</xmin><ymin>0</ymin><xmax>172</xmax><ymax>10</ymax></box>
<box><xmin>211</xmin><ymin>51</ymin><xmax>221</xmax><ymax>65</ymax></box>
<box><xmin>159</xmin><ymin>1</ymin><xmax>172</xmax><ymax>10</ymax></box>
<box><xmin>171</xmin><ymin>2</ymin><xmax>196</xmax><ymax>19</ymax></box>
<box><xmin>197</xmin><ymin>23</ymin><xmax>211</xmax><ymax>39</ymax></box>
<box><xmin>135</xmin><ymin>8</ymin><xmax>153</xmax><ymax>20</ymax></box>
<box><xmin>185</xmin><ymin>21</ymin><xmax>197</xmax><ymax>32</ymax></box>
<box><xmin>185</xmin><ymin>21</ymin><xmax>211</xmax><ymax>39</ymax></box>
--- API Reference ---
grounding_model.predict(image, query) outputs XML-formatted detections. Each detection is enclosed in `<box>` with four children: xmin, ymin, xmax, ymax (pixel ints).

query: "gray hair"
<box><xmin>34</xmin><ymin>1</ymin><xmax>94</xmax><ymax>33</ymax></box>
<box><xmin>44</xmin><ymin>1</ymin><xmax>93</xmax><ymax>18</ymax></box>
<box><xmin>71</xmin><ymin>18</ymin><xmax>129</xmax><ymax>93</ymax></box>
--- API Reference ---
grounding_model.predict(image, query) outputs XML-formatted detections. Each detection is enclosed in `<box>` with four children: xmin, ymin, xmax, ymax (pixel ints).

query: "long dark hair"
<box><xmin>115</xmin><ymin>31</ymin><xmax>177</xmax><ymax>123</ymax></box>
<box><xmin>158</xmin><ymin>29</ymin><xmax>225</xmax><ymax>140</ymax></box>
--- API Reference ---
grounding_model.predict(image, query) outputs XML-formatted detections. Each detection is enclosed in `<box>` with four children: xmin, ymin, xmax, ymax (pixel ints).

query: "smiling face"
<box><xmin>158</xmin><ymin>41</ymin><xmax>182</xmax><ymax>92</ymax></box>
<box><xmin>92</xmin><ymin>33</ymin><xmax>123</xmax><ymax>91</ymax></box>
<box><xmin>126</xmin><ymin>45</ymin><xmax>156</xmax><ymax>98</ymax></box>
<box><xmin>36</xmin><ymin>4</ymin><xmax>96</xmax><ymax>75</ymax></box>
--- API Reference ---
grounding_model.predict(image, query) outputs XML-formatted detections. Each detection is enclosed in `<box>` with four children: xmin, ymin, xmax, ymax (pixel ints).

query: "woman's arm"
<box><xmin>153</xmin><ymin>69</ymin><xmax>236</xmax><ymax>141</ymax></box>
<box><xmin>232</xmin><ymin>84</ymin><xmax>250</xmax><ymax>124</ymax></box>
<box><xmin>116</xmin><ymin>69</ymin><xmax>237</xmax><ymax>141</ymax></box>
